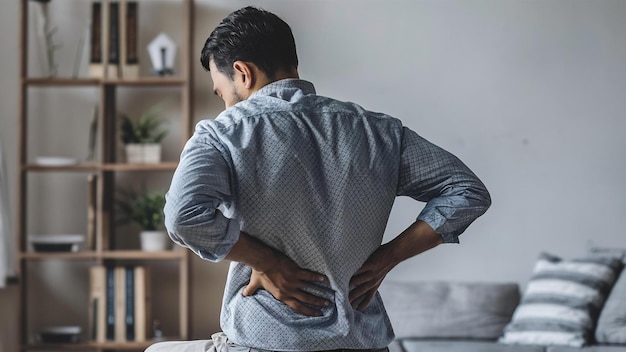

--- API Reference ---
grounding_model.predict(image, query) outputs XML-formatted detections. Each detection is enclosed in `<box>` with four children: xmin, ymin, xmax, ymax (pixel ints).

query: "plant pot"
<box><xmin>140</xmin><ymin>230</ymin><xmax>169</xmax><ymax>251</ymax></box>
<box><xmin>125</xmin><ymin>143</ymin><xmax>162</xmax><ymax>164</ymax></box>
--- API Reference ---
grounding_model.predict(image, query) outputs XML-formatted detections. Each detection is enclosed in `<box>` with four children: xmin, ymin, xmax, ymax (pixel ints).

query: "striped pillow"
<box><xmin>499</xmin><ymin>252</ymin><xmax>624</xmax><ymax>347</ymax></box>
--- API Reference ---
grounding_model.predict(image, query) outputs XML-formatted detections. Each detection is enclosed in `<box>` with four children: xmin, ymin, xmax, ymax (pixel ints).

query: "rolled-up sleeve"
<box><xmin>397</xmin><ymin>127</ymin><xmax>491</xmax><ymax>243</ymax></box>
<box><xmin>164</xmin><ymin>127</ymin><xmax>240</xmax><ymax>262</ymax></box>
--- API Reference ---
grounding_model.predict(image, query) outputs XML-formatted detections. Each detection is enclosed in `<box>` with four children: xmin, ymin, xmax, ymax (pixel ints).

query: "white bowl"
<box><xmin>37</xmin><ymin>325</ymin><xmax>81</xmax><ymax>343</ymax></box>
<box><xmin>29</xmin><ymin>234</ymin><xmax>84</xmax><ymax>253</ymax></box>
<box><xmin>35</xmin><ymin>156</ymin><xmax>77</xmax><ymax>166</ymax></box>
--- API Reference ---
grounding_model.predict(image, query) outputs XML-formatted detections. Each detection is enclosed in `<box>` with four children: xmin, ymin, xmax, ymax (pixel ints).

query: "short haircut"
<box><xmin>200</xmin><ymin>6</ymin><xmax>299</xmax><ymax>79</ymax></box>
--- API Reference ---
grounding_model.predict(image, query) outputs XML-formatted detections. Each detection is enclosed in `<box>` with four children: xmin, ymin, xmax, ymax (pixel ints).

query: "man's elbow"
<box><xmin>475</xmin><ymin>184</ymin><xmax>492</xmax><ymax>215</ymax></box>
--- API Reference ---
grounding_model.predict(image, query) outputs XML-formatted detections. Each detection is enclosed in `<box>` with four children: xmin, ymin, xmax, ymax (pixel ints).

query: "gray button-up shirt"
<box><xmin>165</xmin><ymin>79</ymin><xmax>490</xmax><ymax>351</ymax></box>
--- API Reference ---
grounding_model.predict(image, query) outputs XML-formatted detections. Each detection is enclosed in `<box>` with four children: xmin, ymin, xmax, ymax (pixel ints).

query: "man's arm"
<box><xmin>349</xmin><ymin>220</ymin><xmax>442</xmax><ymax>310</ymax></box>
<box><xmin>164</xmin><ymin>130</ymin><xmax>241</xmax><ymax>262</ymax></box>
<box><xmin>225</xmin><ymin>232</ymin><xmax>329</xmax><ymax>316</ymax></box>
<box><xmin>350</xmin><ymin>128</ymin><xmax>491</xmax><ymax>309</ymax></box>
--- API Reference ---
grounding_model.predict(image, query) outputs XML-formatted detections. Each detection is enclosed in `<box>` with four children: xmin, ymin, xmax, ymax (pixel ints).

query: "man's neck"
<box><xmin>253</xmin><ymin>69</ymin><xmax>299</xmax><ymax>92</ymax></box>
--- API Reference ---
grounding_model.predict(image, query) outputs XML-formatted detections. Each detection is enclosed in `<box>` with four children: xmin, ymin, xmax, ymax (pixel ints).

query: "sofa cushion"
<box><xmin>499</xmin><ymin>252</ymin><xmax>624</xmax><ymax>347</ymax></box>
<box><xmin>399</xmin><ymin>339</ymin><xmax>545</xmax><ymax>352</ymax></box>
<box><xmin>595</xmin><ymin>258</ymin><xmax>626</xmax><ymax>344</ymax></box>
<box><xmin>379</xmin><ymin>281</ymin><xmax>520</xmax><ymax>340</ymax></box>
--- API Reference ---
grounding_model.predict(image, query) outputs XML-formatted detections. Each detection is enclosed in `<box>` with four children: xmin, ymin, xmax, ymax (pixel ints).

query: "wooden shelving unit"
<box><xmin>17</xmin><ymin>0</ymin><xmax>195</xmax><ymax>350</ymax></box>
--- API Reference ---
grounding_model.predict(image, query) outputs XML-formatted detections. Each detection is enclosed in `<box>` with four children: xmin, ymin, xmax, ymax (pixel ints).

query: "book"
<box><xmin>125</xmin><ymin>265</ymin><xmax>135</xmax><ymax>341</ymax></box>
<box><xmin>114</xmin><ymin>265</ymin><xmax>126</xmax><ymax>341</ymax></box>
<box><xmin>94</xmin><ymin>265</ymin><xmax>146</xmax><ymax>342</ymax></box>
<box><xmin>120</xmin><ymin>0</ymin><xmax>139</xmax><ymax>78</ymax></box>
<box><xmin>105</xmin><ymin>265</ymin><xmax>116</xmax><ymax>340</ymax></box>
<box><xmin>134</xmin><ymin>265</ymin><xmax>151</xmax><ymax>341</ymax></box>
<box><xmin>107</xmin><ymin>1</ymin><xmax>120</xmax><ymax>78</ymax></box>
<box><xmin>88</xmin><ymin>2</ymin><xmax>104</xmax><ymax>77</ymax></box>
<box><xmin>86</xmin><ymin>173</ymin><xmax>97</xmax><ymax>250</ymax></box>
<box><xmin>88</xmin><ymin>265</ymin><xmax>106</xmax><ymax>342</ymax></box>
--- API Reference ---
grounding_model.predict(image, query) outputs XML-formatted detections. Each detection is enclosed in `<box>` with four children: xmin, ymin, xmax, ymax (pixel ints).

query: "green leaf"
<box><xmin>115</xmin><ymin>186</ymin><xmax>166</xmax><ymax>231</ymax></box>
<box><xmin>118</xmin><ymin>100</ymin><xmax>170</xmax><ymax>144</ymax></box>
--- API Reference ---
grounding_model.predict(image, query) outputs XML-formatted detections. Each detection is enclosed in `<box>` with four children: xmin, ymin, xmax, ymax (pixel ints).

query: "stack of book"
<box><xmin>89</xmin><ymin>264</ymin><xmax>151</xmax><ymax>342</ymax></box>
<box><xmin>89</xmin><ymin>0</ymin><xmax>139</xmax><ymax>79</ymax></box>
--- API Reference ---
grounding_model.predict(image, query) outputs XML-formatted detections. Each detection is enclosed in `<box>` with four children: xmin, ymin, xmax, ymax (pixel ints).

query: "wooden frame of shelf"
<box><xmin>20</xmin><ymin>249</ymin><xmax>187</xmax><ymax>261</ymax></box>
<box><xmin>23</xmin><ymin>162</ymin><xmax>179</xmax><ymax>172</ymax></box>
<box><xmin>24</xmin><ymin>341</ymin><xmax>155</xmax><ymax>351</ymax></box>
<box><xmin>17</xmin><ymin>0</ymin><xmax>195</xmax><ymax>350</ymax></box>
<box><xmin>24</xmin><ymin>77</ymin><xmax>187</xmax><ymax>86</ymax></box>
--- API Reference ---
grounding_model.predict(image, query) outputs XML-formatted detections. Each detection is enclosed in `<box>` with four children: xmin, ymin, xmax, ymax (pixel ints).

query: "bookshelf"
<box><xmin>17</xmin><ymin>0</ymin><xmax>194</xmax><ymax>350</ymax></box>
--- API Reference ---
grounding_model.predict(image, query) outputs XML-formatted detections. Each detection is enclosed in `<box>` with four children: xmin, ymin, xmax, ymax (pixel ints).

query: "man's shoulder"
<box><xmin>293</xmin><ymin>94</ymin><xmax>402</xmax><ymax>124</ymax></box>
<box><xmin>196</xmin><ymin>93</ymin><xmax>404</xmax><ymax>137</ymax></box>
<box><xmin>195</xmin><ymin>103</ymin><xmax>262</xmax><ymax>135</ymax></box>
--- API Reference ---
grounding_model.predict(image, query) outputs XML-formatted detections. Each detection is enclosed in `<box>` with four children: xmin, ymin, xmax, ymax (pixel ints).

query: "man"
<box><xmin>149</xmin><ymin>6</ymin><xmax>490</xmax><ymax>352</ymax></box>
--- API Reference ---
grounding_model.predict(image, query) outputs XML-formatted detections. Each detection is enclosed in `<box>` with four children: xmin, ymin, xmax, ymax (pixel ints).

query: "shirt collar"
<box><xmin>252</xmin><ymin>79</ymin><xmax>316</xmax><ymax>101</ymax></box>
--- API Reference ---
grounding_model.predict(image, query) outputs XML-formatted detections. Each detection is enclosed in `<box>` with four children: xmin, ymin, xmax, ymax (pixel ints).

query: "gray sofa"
<box><xmin>379</xmin><ymin>269</ymin><xmax>626</xmax><ymax>352</ymax></box>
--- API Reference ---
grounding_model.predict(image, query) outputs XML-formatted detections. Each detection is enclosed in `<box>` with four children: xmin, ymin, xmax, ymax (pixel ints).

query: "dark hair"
<box><xmin>200</xmin><ymin>6</ymin><xmax>298</xmax><ymax>79</ymax></box>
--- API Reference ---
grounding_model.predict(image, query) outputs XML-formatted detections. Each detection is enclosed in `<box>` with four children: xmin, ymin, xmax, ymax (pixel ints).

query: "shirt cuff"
<box><xmin>417</xmin><ymin>208</ymin><xmax>460</xmax><ymax>244</ymax></box>
<box><xmin>198</xmin><ymin>217</ymin><xmax>241</xmax><ymax>262</ymax></box>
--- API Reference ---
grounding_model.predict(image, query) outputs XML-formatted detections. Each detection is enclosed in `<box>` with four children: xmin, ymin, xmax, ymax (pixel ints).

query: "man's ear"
<box><xmin>232</xmin><ymin>61</ymin><xmax>254</xmax><ymax>89</ymax></box>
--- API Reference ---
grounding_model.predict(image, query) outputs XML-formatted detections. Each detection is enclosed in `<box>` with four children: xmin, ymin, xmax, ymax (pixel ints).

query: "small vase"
<box><xmin>140</xmin><ymin>230</ymin><xmax>169</xmax><ymax>251</ymax></box>
<box><xmin>125</xmin><ymin>143</ymin><xmax>162</xmax><ymax>164</ymax></box>
<box><xmin>142</xmin><ymin>144</ymin><xmax>161</xmax><ymax>164</ymax></box>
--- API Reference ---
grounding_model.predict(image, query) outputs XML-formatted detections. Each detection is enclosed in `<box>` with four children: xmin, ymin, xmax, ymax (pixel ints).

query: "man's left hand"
<box><xmin>348</xmin><ymin>244</ymin><xmax>394</xmax><ymax>311</ymax></box>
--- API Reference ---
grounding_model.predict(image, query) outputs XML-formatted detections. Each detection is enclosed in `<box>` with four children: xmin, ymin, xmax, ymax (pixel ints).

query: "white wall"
<box><xmin>2</xmin><ymin>0</ymin><xmax>626</xmax><ymax>349</ymax></box>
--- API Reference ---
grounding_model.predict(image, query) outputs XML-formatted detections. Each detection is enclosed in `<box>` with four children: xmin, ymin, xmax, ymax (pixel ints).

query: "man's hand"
<box><xmin>225</xmin><ymin>232</ymin><xmax>329</xmax><ymax>317</ymax></box>
<box><xmin>349</xmin><ymin>244</ymin><xmax>394</xmax><ymax>311</ymax></box>
<box><xmin>243</xmin><ymin>254</ymin><xmax>329</xmax><ymax>317</ymax></box>
<box><xmin>349</xmin><ymin>221</ymin><xmax>443</xmax><ymax>311</ymax></box>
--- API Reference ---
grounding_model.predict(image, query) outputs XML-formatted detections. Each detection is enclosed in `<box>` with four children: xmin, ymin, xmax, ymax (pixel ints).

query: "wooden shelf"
<box><xmin>19</xmin><ymin>250</ymin><xmax>186</xmax><ymax>261</ymax></box>
<box><xmin>24</xmin><ymin>77</ymin><xmax>186</xmax><ymax>87</ymax></box>
<box><xmin>23</xmin><ymin>163</ymin><xmax>100</xmax><ymax>172</ymax></box>
<box><xmin>101</xmin><ymin>162</ymin><xmax>179</xmax><ymax>171</ymax></box>
<box><xmin>23</xmin><ymin>162</ymin><xmax>178</xmax><ymax>172</ymax></box>
<box><xmin>104</xmin><ymin>77</ymin><xmax>187</xmax><ymax>86</ymax></box>
<box><xmin>23</xmin><ymin>339</ymin><xmax>165</xmax><ymax>350</ymax></box>
<box><xmin>17</xmin><ymin>0</ymin><xmax>194</xmax><ymax>350</ymax></box>
<box><xmin>20</xmin><ymin>251</ymin><xmax>100</xmax><ymax>260</ymax></box>
<box><xmin>102</xmin><ymin>250</ymin><xmax>186</xmax><ymax>260</ymax></box>
<box><xmin>23</xmin><ymin>78</ymin><xmax>101</xmax><ymax>86</ymax></box>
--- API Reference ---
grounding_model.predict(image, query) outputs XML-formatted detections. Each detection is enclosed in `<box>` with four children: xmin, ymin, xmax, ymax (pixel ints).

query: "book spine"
<box><xmin>114</xmin><ymin>266</ymin><xmax>126</xmax><ymax>341</ymax></box>
<box><xmin>105</xmin><ymin>265</ymin><xmax>115</xmax><ymax>341</ymax></box>
<box><xmin>86</xmin><ymin>173</ymin><xmax>97</xmax><ymax>250</ymax></box>
<box><xmin>120</xmin><ymin>0</ymin><xmax>139</xmax><ymax>78</ymax></box>
<box><xmin>89</xmin><ymin>265</ymin><xmax>106</xmax><ymax>342</ymax></box>
<box><xmin>88</xmin><ymin>2</ymin><xmax>104</xmax><ymax>77</ymax></box>
<box><xmin>134</xmin><ymin>265</ymin><xmax>148</xmax><ymax>341</ymax></box>
<box><xmin>108</xmin><ymin>1</ymin><xmax>120</xmax><ymax>78</ymax></box>
<box><xmin>126</xmin><ymin>2</ymin><xmax>138</xmax><ymax>65</ymax></box>
<box><xmin>125</xmin><ymin>265</ymin><xmax>135</xmax><ymax>341</ymax></box>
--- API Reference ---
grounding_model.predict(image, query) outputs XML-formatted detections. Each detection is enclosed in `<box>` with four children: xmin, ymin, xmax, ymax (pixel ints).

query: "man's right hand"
<box><xmin>243</xmin><ymin>254</ymin><xmax>329</xmax><ymax>316</ymax></box>
<box><xmin>225</xmin><ymin>232</ymin><xmax>329</xmax><ymax>317</ymax></box>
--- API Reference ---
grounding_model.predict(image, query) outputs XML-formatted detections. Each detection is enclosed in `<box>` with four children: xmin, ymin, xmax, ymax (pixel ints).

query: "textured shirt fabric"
<box><xmin>164</xmin><ymin>79</ymin><xmax>491</xmax><ymax>351</ymax></box>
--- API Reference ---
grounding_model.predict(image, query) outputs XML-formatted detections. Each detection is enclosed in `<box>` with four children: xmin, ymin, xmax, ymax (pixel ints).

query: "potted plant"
<box><xmin>119</xmin><ymin>101</ymin><xmax>168</xmax><ymax>164</ymax></box>
<box><xmin>115</xmin><ymin>186</ymin><xmax>169</xmax><ymax>251</ymax></box>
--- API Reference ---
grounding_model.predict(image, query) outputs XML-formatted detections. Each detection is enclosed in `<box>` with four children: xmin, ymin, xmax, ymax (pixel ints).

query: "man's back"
<box><xmin>199</xmin><ymin>79</ymin><xmax>400</xmax><ymax>350</ymax></box>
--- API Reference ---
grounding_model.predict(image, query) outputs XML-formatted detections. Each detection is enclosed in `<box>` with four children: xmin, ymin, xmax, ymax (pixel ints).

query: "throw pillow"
<box><xmin>595</xmin><ymin>257</ymin><xmax>626</xmax><ymax>343</ymax></box>
<box><xmin>499</xmin><ymin>252</ymin><xmax>624</xmax><ymax>347</ymax></box>
<box><xmin>379</xmin><ymin>281</ymin><xmax>520</xmax><ymax>340</ymax></box>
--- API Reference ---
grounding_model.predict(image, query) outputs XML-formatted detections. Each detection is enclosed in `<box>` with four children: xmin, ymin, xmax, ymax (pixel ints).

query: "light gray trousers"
<box><xmin>145</xmin><ymin>332</ymin><xmax>389</xmax><ymax>352</ymax></box>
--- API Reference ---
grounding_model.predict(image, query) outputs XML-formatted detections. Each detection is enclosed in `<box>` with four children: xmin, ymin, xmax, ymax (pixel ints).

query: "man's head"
<box><xmin>201</xmin><ymin>6</ymin><xmax>299</xmax><ymax>108</ymax></box>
